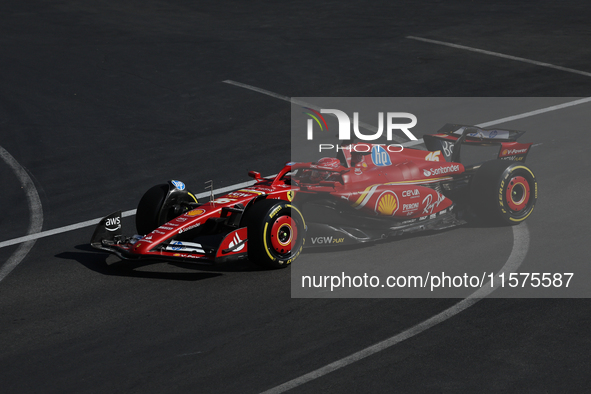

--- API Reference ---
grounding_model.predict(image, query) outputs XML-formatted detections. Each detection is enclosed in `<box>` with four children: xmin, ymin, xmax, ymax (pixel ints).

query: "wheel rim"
<box><xmin>506</xmin><ymin>175</ymin><xmax>530</xmax><ymax>211</ymax></box>
<box><xmin>270</xmin><ymin>215</ymin><xmax>297</xmax><ymax>256</ymax></box>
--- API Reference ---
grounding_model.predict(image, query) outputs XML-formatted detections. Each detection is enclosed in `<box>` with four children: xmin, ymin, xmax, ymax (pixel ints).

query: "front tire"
<box><xmin>136</xmin><ymin>184</ymin><xmax>169</xmax><ymax>235</ymax></box>
<box><xmin>470</xmin><ymin>160</ymin><xmax>537</xmax><ymax>225</ymax></box>
<box><xmin>136</xmin><ymin>183</ymin><xmax>197</xmax><ymax>235</ymax></box>
<box><xmin>243</xmin><ymin>199</ymin><xmax>306</xmax><ymax>269</ymax></box>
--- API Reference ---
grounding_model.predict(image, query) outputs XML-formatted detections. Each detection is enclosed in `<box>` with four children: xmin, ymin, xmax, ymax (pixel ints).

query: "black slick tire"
<box><xmin>136</xmin><ymin>184</ymin><xmax>169</xmax><ymax>235</ymax></box>
<box><xmin>470</xmin><ymin>160</ymin><xmax>537</xmax><ymax>225</ymax></box>
<box><xmin>243</xmin><ymin>199</ymin><xmax>306</xmax><ymax>269</ymax></box>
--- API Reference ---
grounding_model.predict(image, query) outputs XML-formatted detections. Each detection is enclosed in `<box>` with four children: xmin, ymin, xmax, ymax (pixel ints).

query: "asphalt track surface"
<box><xmin>1</xmin><ymin>1</ymin><xmax>591</xmax><ymax>393</ymax></box>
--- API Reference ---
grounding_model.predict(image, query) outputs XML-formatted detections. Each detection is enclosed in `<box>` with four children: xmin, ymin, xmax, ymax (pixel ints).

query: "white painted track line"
<box><xmin>222</xmin><ymin>80</ymin><xmax>407</xmax><ymax>143</ymax></box>
<box><xmin>0</xmin><ymin>179</ymin><xmax>262</xmax><ymax>250</ymax></box>
<box><xmin>1</xmin><ymin>95</ymin><xmax>590</xmax><ymax>250</ymax></box>
<box><xmin>261</xmin><ymin>223</ymin><xmax>530</xmax><ymax>394</ymax></box>
<box><xmin>404</xmin><ymin>97</ymin><xmax>591</xmax><ymax>147</ymax></box>
<box><xmin>407</xmin><ymin>36</ymin><xmax>591</xmax><ymax>78</ymax></box>
<box><xmin>0</xmin><ymin>145</ymin><xmax>44</xmax><ymax>282</ymax></box>
<box><xmin>476</xmin><ymin>97</ymin><xmax>591</xmax><ymax>127</ymax></box>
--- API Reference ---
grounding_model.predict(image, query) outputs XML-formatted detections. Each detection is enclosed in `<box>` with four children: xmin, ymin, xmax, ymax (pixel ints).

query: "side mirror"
<box><xmin>248</xmin><ymin>171</ymin><xmax>262</xmax><ymax>181</ymax></box>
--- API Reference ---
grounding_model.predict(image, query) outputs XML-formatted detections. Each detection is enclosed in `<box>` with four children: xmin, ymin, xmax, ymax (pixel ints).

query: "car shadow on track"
<box><xmin>303</xmin><ymin>217</ymin><xmax>510</xmax><ymax>255</ymax></box>
<box><xmin>55</xmin><ymin>244</ymin><xmax>266</xmax><ymax>280</ymax></box>
<box><xmin>55</xmin><ymin>245</ymin><xmax>222</xmax><ymax>281</ymax></box>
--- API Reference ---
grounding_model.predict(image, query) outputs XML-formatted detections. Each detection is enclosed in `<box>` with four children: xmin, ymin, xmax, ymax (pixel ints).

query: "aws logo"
<box><xmin>105</xmin><ymin>216</ymin><xmax>121</xmax><ymax>232</ymax></box>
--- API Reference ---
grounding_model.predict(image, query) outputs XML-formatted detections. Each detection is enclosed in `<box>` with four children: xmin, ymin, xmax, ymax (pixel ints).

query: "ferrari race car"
<box><xmin>91</xmin><ymin>124</ymin><xmax>537</xmax><ymax>269</ymax></box>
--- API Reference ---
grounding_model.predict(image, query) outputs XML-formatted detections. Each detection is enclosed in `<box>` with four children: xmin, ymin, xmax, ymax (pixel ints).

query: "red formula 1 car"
<box><xmin>91</xmin><ymin>124</ymin><xmax>537</xmax><ymax>269</ymax></box>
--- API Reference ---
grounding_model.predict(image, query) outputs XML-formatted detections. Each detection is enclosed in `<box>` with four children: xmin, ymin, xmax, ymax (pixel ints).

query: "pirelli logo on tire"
<box><xmin>498</xmin><ymin>179</ymin><xmax>505</xmax><ymax>210</ymax></box>
<box><xmin>269</xmin><ymin>206</ymin><xmax>282</xmax><ymax>219</ymax></box>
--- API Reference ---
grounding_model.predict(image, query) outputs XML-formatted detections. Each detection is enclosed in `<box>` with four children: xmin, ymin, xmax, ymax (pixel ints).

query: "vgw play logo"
<box><xmin>303</xmin><ymin>107</ymin><xmax>418</xmax><ymax>152</ymax></box>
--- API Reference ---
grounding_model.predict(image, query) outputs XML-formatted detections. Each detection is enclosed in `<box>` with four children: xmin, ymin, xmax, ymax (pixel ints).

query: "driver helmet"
<box><xmin>316</xmin><ymin>157</ymin><xmax>340</xmax><ymax>168</ymax></box>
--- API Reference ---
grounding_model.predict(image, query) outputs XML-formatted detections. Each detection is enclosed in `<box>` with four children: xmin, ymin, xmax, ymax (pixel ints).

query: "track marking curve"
<box><xmin>217</xmin><ymin>82</ymin><xmax>559</xmax><ymax>393</ymax></box>
<box><xmin>260</xmin><ymin>223</ymin><xmax>530</xmax><ymax>394</ymax></box>
<box><xmin>0</xmin><ymin>145</ymin><xmax>43</xmax><ymax>282</ymax></box>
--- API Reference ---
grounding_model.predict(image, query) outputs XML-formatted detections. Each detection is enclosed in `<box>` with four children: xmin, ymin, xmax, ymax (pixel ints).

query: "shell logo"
<box><xmin>502</xmin><ymin>149</ymin><xmax>508</xmax><ymax>156</ymax></box>
<box><xmin>375</xmin><ymin>191</ymin><xmax>399</xmax><ymax>216</ymax></box>
<box><xmin>187</xmin><ymin>209</ymin><xmax>205</xmax><ymax>216</ymax></box>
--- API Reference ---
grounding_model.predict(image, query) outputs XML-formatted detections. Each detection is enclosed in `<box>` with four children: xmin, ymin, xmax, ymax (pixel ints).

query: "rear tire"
<box><xmin>243</xmin><ymin>199</ymin><xmax>306</xmax><ymax>269</ymax></box>
<box><xmin>470</xmin><ymin>160</ymin><xmax>537</xmax><ymax>225</ymax></box>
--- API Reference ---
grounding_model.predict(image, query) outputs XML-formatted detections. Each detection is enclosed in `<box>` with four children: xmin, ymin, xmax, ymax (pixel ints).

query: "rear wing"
<box><xmin>423</xmin><ymin>124</ymin><xmax>532</xmax><ymax>163</ymax></box>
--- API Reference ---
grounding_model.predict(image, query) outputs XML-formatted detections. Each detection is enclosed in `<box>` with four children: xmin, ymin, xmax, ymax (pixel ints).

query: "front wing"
<box><xmin>90</xmin><ymin>211</ymin><xmax>249</xmax><ymax>264</ymax></box>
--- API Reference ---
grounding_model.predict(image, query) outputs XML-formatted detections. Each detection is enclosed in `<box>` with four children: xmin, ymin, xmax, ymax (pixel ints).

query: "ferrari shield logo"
<box><xmin>287</xmin><ymin>190</ymin><xmax>295</xmax><ymax>201</ymax></box>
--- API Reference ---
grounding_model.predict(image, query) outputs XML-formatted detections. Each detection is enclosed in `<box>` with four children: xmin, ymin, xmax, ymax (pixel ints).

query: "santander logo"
<box><xmin>423</xmin><ymin>164</ymin><xmax>460</xmax><ymax>177</ymax></box>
